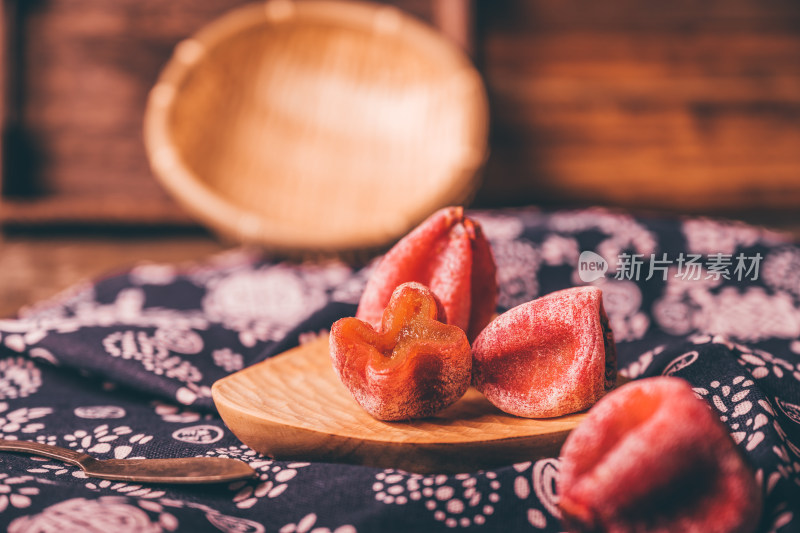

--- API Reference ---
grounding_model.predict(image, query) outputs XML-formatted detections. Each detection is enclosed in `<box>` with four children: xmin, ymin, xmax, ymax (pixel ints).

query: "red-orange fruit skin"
<box><xmin>356</xmin><ymin>206</ymin><xmax>498</xmax><ymax>342</ymax></box>
<box><xmin>559</xmin><ymin>377</ymin><xmax>762</xmax><ymax>533</ymax></box>
<box><xmin>331</xmin><ymin>282</ymin><xmax>471</xmax><ymax>421</ymax></box>
<box><xmin>471</xmin><ymin>286</ymin><xmax>617</xmax><ymax>418</ymax></box>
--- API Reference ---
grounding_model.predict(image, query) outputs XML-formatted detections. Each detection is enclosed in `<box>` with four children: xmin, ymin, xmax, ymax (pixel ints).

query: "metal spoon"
<box><xmin>0</xmin><ymin>438</ymin><xmax>256</xmax><ymax>484</ymax></box>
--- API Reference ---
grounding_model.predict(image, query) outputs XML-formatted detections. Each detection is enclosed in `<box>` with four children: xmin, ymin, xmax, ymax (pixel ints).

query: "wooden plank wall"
<box><xmin>475</xmin><ymin>1</ymin><xmax>800</xmax><ymax>215</ymax></box>
<box><xmin>2</xmin><ymin>0</ymin><xmax>799</xmax><ymax>227</ymax></box>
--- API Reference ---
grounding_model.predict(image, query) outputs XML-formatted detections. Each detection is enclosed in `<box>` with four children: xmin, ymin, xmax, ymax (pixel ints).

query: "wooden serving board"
<box><xmin>212</xmin><ymin>335</ymin><xmax>601</xmax><ymax>473</ymax></box>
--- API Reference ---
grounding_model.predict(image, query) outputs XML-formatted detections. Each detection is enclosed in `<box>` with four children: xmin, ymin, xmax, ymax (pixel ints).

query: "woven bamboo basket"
<box><xmin>144</xmin><ymin>0</ymin><xmax>489</xmax><ymax>254</ymax></box>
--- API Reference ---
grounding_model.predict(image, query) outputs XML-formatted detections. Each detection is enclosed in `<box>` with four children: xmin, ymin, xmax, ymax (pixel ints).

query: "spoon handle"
<box><xmin>0</xmin><ymin>438</ymin><xmax>92</xmax><ymax>467</ymax></box>
<box><xmin>0</xmin><ymin>438</ymin><xmax>257</xmax><ymax>484</ymax></box>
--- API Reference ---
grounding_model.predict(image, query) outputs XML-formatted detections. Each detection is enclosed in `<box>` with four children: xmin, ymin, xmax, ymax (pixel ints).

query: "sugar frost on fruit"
<box><xmin>472</xmin><ymin>286</ymin><xmax>616</xmax><ymax>418</ymax></box>
<box><xmin>331</xmin><ymin>282</ymin><xmax>471</xmax><ymax>421</ymax></box>
<box><xmin>357</xmin><ymin>206</ymin><xmax>497</xmax><ymax>341</ymax></box>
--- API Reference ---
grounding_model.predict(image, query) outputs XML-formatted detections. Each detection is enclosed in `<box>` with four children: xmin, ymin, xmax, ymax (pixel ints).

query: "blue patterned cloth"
<box><xmin>0</xmin><ymin>207</ymin><xmax>798</xmax><ymax>532</ymax></box>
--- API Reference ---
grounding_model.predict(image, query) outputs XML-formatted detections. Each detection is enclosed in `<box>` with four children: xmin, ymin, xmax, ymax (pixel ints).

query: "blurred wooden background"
<box><xmin>1</xmin><ymin>0</ymin><xmax>799</xmax><ymax>317</ymax></box>
<box><xmin>477</xmin><ymin>1</ymin><xmax>800</xmax><ymax>218</ymax></box>
<box><xmin>2</xmin><ymin>0</ymin><xmax>799</xmax><ymax>228</ymax></box>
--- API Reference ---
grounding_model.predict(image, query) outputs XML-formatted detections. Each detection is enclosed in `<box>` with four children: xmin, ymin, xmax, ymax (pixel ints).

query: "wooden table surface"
<box><xmin>0</xmin><ymin>232</ymin><xmax>227</xmax><ymax>318</ymax></box>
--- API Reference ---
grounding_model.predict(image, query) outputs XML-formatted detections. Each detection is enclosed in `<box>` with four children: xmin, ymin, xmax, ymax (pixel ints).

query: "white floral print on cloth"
<box><xmin>776</xmin><ymin>398</ymin><xmax>800</xmax><ymax>425</ymax></box>
<box><xmin>8</xmin><ymin>496</ymin><xmax>169</xmax><ymax>533</ymax></box>
<box><xmin>474</xmin><ymin>212</ymin><xmax>542</xmax><ymax>309</ymax></box>
<box><xmin>62</xmin><ymin>424</ymin><xmax>152</xmax><ymax>459</ymax></box>
<box><xmin>73</xmin><ymin>406</ymin><xmax>127</xmax><ymax>420</ymax></box>
<box><xmin>693</xmin><ymin>376</ymin><xmax>768</xmax><ymax>452</ymax></box>
<box><xmin>548</xmin><ymin>209</ymin><xmax>658</xmax><ymax>274</ymax></box>
<box><xmin>171</xmin><ymin>424</ymin><xmax>224</xmax><ymax>445</ymax></box>
<box><xmin>202</xmin><ymin>263</ymin><xmax>351</xmax><ymax>348</ymax></box>
<box><xmin>0</xmin><ymin>402</ymin><xmax>51</xmax><ymax>439</ymax></box>
<box><xmin>144</xmin><ymin>497</ymin><xmax>267</xmax><ymax>533</ymax></box>
<box><xmin>682</xmin><ymin>218</ymin><xmax>784</xmax><ymax>256</ymax></box>
<box><xmin>102</xmin><ymin>329</ymin><xmax>210</xmax><ymax>406</ymax></box>
<box><xmin>512</xmin><ymin>459</ymin><xmax>561</xmax><ymax>530</ymax></box>
<box><xmin>279</xmin><ymin>513</ymin><xmax>356</xmax><ymax>533</ymax></box>
<box><xmin>212</xmin><ymin>348</ymin><xmax>244</xmax><ymax>372</ymax></box>
<box><xmin>24</xmin><ymin>448</ymin><xmax>168</xmax><ymax>499</ymax></box>
<box><xmin>7</xmin><ymin>493</ymin><xmax>271</xmax><ymax>533</ymax></box>
<box><xmin>621</xmin><ymin>345</ymin><xmax>666</xmax><ymax>379</ymax></box>
<box><xmin>129</xmin><ymin>263</ymin><xmax>179</xmax><ymax>287</ymax></box>
<box><xmin>593</xmin><ymin>280</ymin><xmax>649</xmax><ymax>342</ymax></box>
<box><xmin>152</xmin><ymin>402</ymin><xmax>204</xmax><ymax>424</ymax></box>
<box><xmin>762</xmin><ymin>247</ymin><xmax>800</xmax><ymax>301</ymax></box>
<box><xmin>0</xmin><ymin>287</ymin><xmax>210</xmax><ymax>345</ymax></box>
<box><xmin>0</xmin><ymin>475</ymin><xmax>40</xmax><ymax>514</ymax></box>
<box><xmin>205</xmin><ymin>445</ymin><xmax>310</xmax><ymax>509</ymax></box>
<box><xmin>372</xmin><ymin>469</ymin><xmax>502</xmax><ymax>528</ymax></box>
<box><xmin>490</xmin><ymin>238</ymin><xmax>541</xmax><ymax>310</ymax></box>
<box><xmin>548</xmin><ymin>209</ymin><xmax>655</xmax><ymax>341</ymax></box>
<box><xmin>83</xmin><ymin>479</ymin><xmax>166</xmax><ymax>499</ymax></box>
<box><xmin>738</xmin><ymin>345</ymin><xmax>800</xmax><ymax>382</ymax></box>
<box><xmin>0</xmin><ymin>357</ymin><xmax>43</xmax><ymax>400</ymax></box>
<box><xmin>653</xmin><ymin>273</ymin><xmax>800</xmax><ymax>341</ymax></box>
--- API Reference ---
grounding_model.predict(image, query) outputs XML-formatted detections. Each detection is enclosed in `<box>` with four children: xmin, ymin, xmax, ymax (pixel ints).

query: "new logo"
<box><xmin>578</xmin><ymin>251</ymin><xmax>608</xmax><ymax>282</ymax></box>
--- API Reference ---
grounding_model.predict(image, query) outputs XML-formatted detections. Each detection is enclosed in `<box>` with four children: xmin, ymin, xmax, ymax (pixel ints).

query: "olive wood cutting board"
<box><xmin>212</xmin><ymin>335</ymin><xmax>619</xmax><ymax>473</ymax></box>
